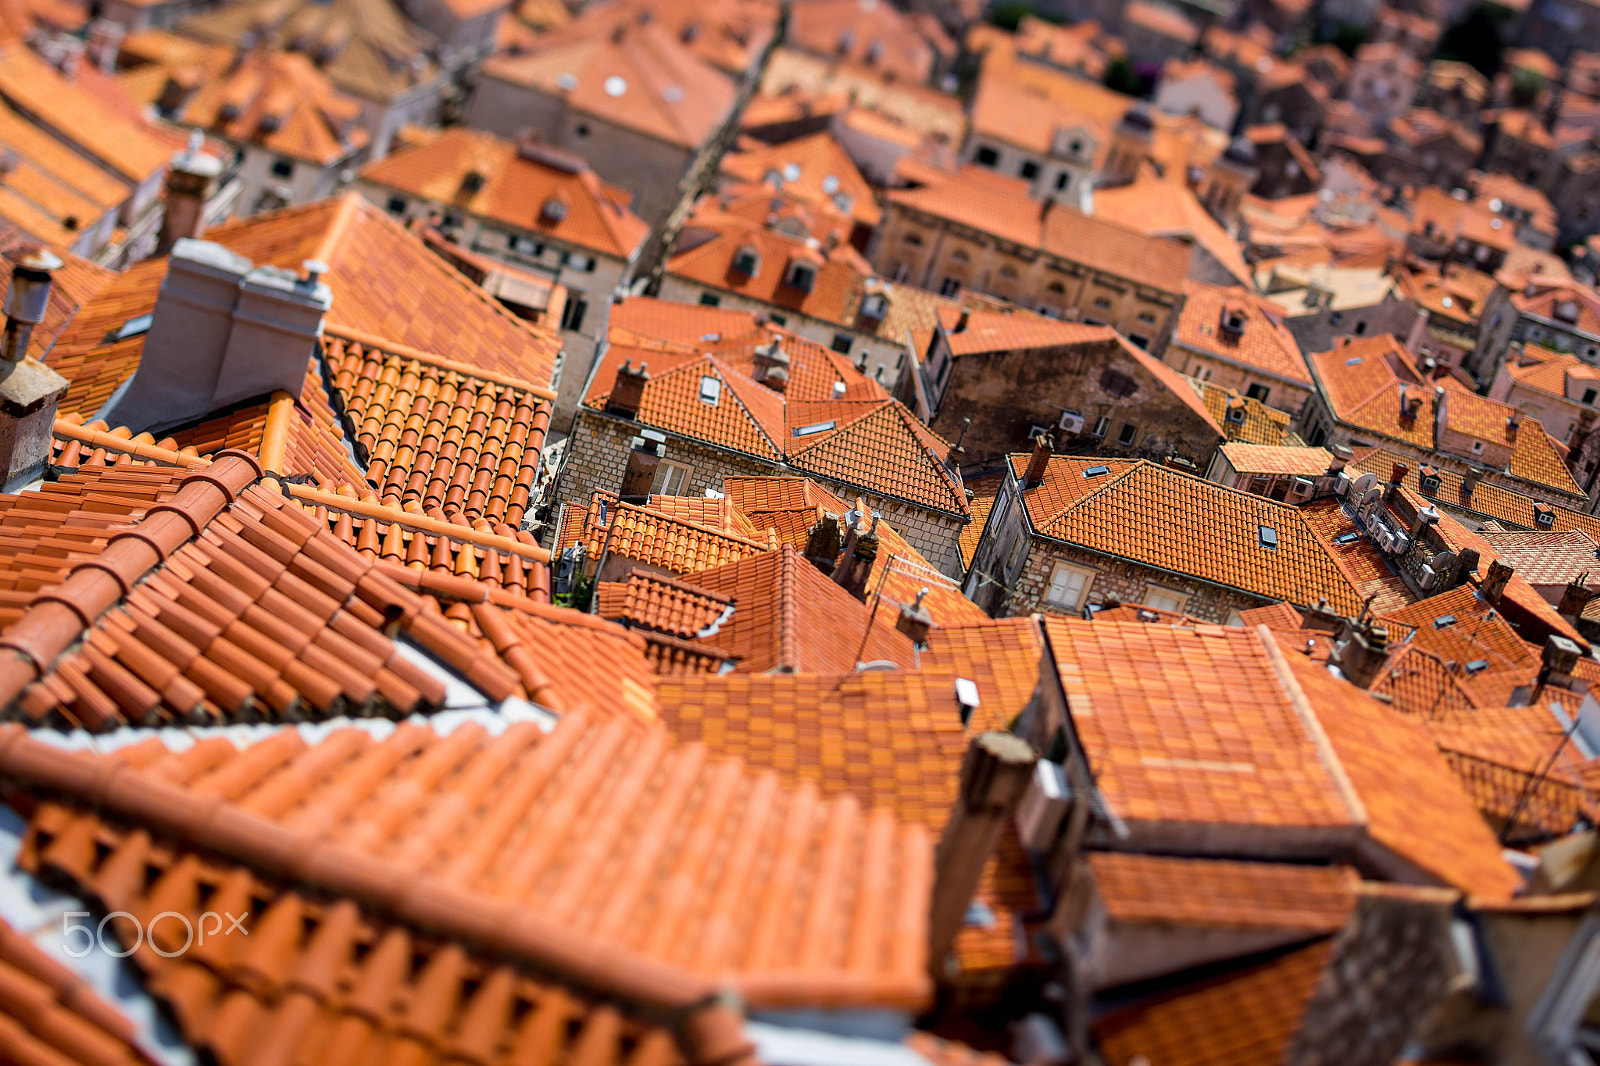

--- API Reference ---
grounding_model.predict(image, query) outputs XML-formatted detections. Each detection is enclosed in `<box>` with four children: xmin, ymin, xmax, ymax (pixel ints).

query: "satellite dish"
<box><xmin>1351</xmin><ymin>472</ymin><xmax>1377</xmax><ymax>496</ymax></box>
<box><xmin>1433</xmin><ymin>550</ymin><xmax>1457</xmax><ymax>572</ymax></box>
<box><xmin>1359</xmin><ymin>486</ymin><xmax>1382</xmax><ymax>508</ymax></box>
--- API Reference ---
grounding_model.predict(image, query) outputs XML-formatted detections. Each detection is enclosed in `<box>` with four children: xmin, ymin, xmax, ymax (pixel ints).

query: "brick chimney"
<box><xmin>1460</xmin><ymin>466</ymin><xmax>1482</xmax><ymax>500</ymax></box>
<box><xmin>158</xmin><ymin>132</ymin><xmax>224</xmax><ymax>253</ymax></box>
<box><xmin>1023</xmin><ymin>433</ymin><xmax>1053</xmax><ymax>489</ymax></box>
<box><xmin>1388</xmin><ymin>460</ymin><xmax>1409</xmax><ymax>489</ymax></box>
<box><xmin>803</xmin><ymin>514</ymin><xmax>842</xmax><ymax>575</ymax></box>
<box><xmin>620</xmin><ymin>432</ymin><xmax>664</xmax><ymax>498</ymax></box>
<box><xmin>604</xmin><ymin>360</ymin><xmax>649</xmax><ymax>419</ymax></box>
<box><xmin>98</xmin><ymin>241</ymin><xmax>331</xmax><ymax>434</ymax></box>
<box><xmin>1479</xmin><ymin>559</ymin><xmax>1513</xmax><ymax>605</ymax></box>
<box><xmin>1559</xmin><ymin>573</ymin><xmax>1598</xmax><ymax>621</ymax></box>
<box><xmin>0</xmin><ymin>248</ymin><xmax>68</xmax><ymax>490</ymax></box>
<box><xmin>928</xmin><ymin>731</ymin><xmax>1036</xmax><ymax>971</ymax></box>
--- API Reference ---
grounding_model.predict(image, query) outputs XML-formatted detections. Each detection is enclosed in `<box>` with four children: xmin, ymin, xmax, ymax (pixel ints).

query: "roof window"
<box><xmin>1433</xmin><ymin>614</ymin><xmax>1457</xmax><ymax>628</ymax></box>
<box><xmin>1258</xmin><ymin>525</ymin><xmax>1278</xmax><ymax>549</ymax></box>
<box><xmin>1345</xmin><ymin>355</ymin><xmax>1363</xmax><ymax>366</ymax></box>
<box><xmin>1465</xmin><ymin>659</ymin><xmax>1488</xmax><ymax>674</ymax></box>
<box><xmin>114</xmin><ymin>313</ymin><xmax>153</xmax><ymax>341</ymax></box>
<box><xmin>793</xmin><ymin>420</ymin><xmax>836</xmax><ymax>437</ymax></box>
<box><xmin>1334</xmin><ymin>531</ymin><xmax>1362</xmax><ymax>545</ymax></box>
<box><xmin>1083</xmin><ymin>465</ymin><xmax>1110</xmax><ymax>477</ymax></box>
<box><xmin>699</xmin><ymin>375</ymin><xmax>721</xmax><ymax>405</ymax></box>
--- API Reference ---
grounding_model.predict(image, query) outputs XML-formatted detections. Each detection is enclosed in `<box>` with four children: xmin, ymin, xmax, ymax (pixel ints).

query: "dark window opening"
<box><xmin>1117</xmin><ymin>423</ymin><xmax>1137</xmax><ymax>446</ymax></box>
<box><xmin>975</xmin><ymin>146</ymin><xmax>999</xmax><ymax>167</ymax></box>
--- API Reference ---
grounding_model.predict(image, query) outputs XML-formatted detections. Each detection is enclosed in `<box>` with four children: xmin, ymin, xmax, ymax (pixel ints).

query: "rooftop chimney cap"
<box><xmin>4</xmin><ymin>245</ymin><xmax>61</xmax><ymax>326</ymax></box>
<box><xmin>300</xmin><ymin>259</ymin><xmax>328</xmax><ymax>288</ymax></box>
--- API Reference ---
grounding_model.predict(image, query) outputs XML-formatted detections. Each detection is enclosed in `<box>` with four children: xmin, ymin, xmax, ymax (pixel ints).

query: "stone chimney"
<box><xmin>1460</xmin><ymin>466</ymin><xmax>1482</xmax><ymax>500</ymax></box>
<box><xmin>97</xmin><ymin>241</ymin><xmax>331</xmax><ymax>434</ymax></box>
<box><xmin>85</xmin><ymin>18</ymin><xmax>124</xmax><ymax>73</ymax></box>
<box><xmin>158</xmin><ymin>132</ymin><xmax>224</xmax><ymax>253</ymax></box>
<box><xmin>1507</xmin><ymin>408</ymin><xmax>1522</xmax><ymax>437</ymax></box>
<box><xmin>620</xmin><ymin>431</ymin><xmax>664</xmax><ymax>498</ymax></box>
<box><xmin>1537</xmin><ymin>634</ymin><xmax>1584</xmax><ymax>691</ymax></box>
<box><xmin>1410</xmin><ymin>506</ymin><xmax>1440</xmax><ymax>538</ymax></box>
<box><xmin>752</xmin><ymin>339</ymin><xmax>790</xmax><ymax>393</ymax></box>
<box><xmin>928</xmin><ymin>732</ymin><xmax>1036</xmax><ymax>972</ymax></box>
<box><xmin>802</xmin><ymin>514</ymin><xmax>842</xmax><ymax>575</ymax></box>
<box><xmin>0</xmin><ymin>248</ymin><xmax>68</xmax><ymax>490</ymax></box>
<box><xmin>896</xmin><ymin>587</ymin><xmax>933</xmax><ymax>646</ymax></box>
<box><xmin>1559</xmin><ymin>573</ymin><xmax>1598</xmax><ymax>621</ymax></box>
<box><xmin>1</xmin><ymin>247</ymin><xmax>59</xmax><ymax>364</ymax></box>
<box><xmin>1452</xmin><ymin>547</ymin><xmax>1481</xmax><ymax>589</ymax></box>
<box><xmin>1331</xmin><ymin>616</ymin><xmax>1389</xmax><ymax>688</ymax></box>
<box><xmin>1326</xmin><ymin>443</ymin><xmax>1353</xmax><ymax>475</ymax></box>
<box><xmin>604</xmin><ymin>360</ymin><xmax>649</xmax><ymax>419</ymax></box>
<box><xmin>1479</xmin><ymin>559</ymin><xmax>1514</xmax><ymax>605</ymax></box>
<box><xmin>1023</xmin><ymin>433</ymin><xmax>1053</xmax><ymax>489</ymax></box>
<box><xmin>953</xmin><ymin>309</ymin><xmax>969</xmax><ymax>333</ymax></box>
<box><xmin>833</xmin><ymin>504</ymin><xmax>879</xmax><ymax>601</ymax></box>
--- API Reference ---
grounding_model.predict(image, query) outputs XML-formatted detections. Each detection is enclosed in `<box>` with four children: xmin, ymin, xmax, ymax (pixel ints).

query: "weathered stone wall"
<box><xmin>1007</xmin><ymin>539</ymin><xmax>1271</xmax><ymax>621</ymax></box>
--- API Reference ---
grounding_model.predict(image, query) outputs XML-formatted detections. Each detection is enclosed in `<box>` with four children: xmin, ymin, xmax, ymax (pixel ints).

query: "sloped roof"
<box><xmin>1220</xmin><ymin>443</ymin><xmax>1333</xmax><ymax>476</ymax></box>
<box><xmin>179</xmin><ymin>0</ymin><xmax>439</xmax><ymax>104</ymax></box>
<box><xmin>1017</xmin><ymin>456</ymin><xmax>1365</xmax><ymax>615</ymax></box>
<box><xmin>888</xmin><ymin>166</ymin><xmax>1192</xmax><ymax>295</ymax></box>
<box><xmin>787</xmin><ymin>0</ymin><xmax>945</xmax><ymax>83</ymax></box>
<box><xmin>1046</xmin><ymin>618</ymin><xmax>1520</xmax><ymax>897</ymax></box>
<box><xmin>481</xmin><ymin>16</ymin><xmax>734</xmax><ymax>150</ymax></box>
<box><xmin>360</xmin><ymin>126</ymin><xmax>650</xmax><ymax>259</ymax></box>
<box><xmin>1196</xmin><ymin>381</ymin><xmax>1297</xmax><ymax>446</ymax></box>
<box><xmin>596</xmin><ymin>567</ymin><xmax>734</xmax><ymax>638</ymax></box>
<box><xmin>1089</xmin><ymin>178</ymin><xmax>1254</xmax><ymax>288</ymax></box>
<box><xmin>685</xmin><ymin>543</ymin><xmax>916</xmax><ymax>672</ymax></box>
<box><xmin>1094</xmin><ymin>940</ymin><xmax>1335</xmax><ymax>1066</ymax></box>
<box><xmin>167</xmin><ymin>48</ymin><xmax>368</xmax><ymax>165</ymax></box>
<box><xmin>1086</xmin><ymin>853</ymin><xmax>1357</xmax><ymax>933</ymax></box>
<box><xmin>0</xmin><ymin>916</ymin><xmax>153</xmax><ymax>1066</ymax></box>
<box><xmin>719</xmin><ymin>130</ymin><xmax>881</xmax><ymax>228</ymax></box>
<box><xmin>1479</xmin><ymin>528</ymin><xmax>1600</xmax><ymax>586</ymax></box>
<box><xmin>558</xmin><ymin>492</ymin><xmax>774</xmax><ymax>574</ymax></box>
<box><xmin>1175</xmin><ymin>281</ymin><xmax>1311</xmax><ymax>386</ymax></box>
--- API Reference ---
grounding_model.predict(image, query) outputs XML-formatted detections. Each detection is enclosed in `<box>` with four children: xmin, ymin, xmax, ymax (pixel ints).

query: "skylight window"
<box><xmin>699</xmin><ymin>375</ymin><xmax>721</xmax><ymax>404</ymax></box>
<box><xmin>1257</xmin><ymin>525</ymin><xmax>1278</xmax><ymax>549</ymax></box>
<box><xmin>1334</xmin><ymin>531</ymin><xmax>1362</xmax><ymax>545</ymax></box>
<box><xmin>793</xmin><ymin>420</ymin><xmax>836</xmax><ymax>437</ymax></box>
<box><xmin>1434</xmin><ymin>614</ymin><xmax>1457</xmax><ymax>628</ymax></box>
<box><xmin>1345</xmin><ymin>356</ymin><xmax>1363</xmax><ymax>366</ymax></box>
<box><xmin>114</xmin><ymin>313</ymin><xmax>153</xmax><ymax>340</ymax></box>
<box><xmin>1083</xmin><ymin>465</ymin><xmax>1110</xmax><ymax>478</ymax></box>
<box><xmin>1465</xmin><ymin>659</ymin><xmax>1488</xmax><ymax>674</ymax></box>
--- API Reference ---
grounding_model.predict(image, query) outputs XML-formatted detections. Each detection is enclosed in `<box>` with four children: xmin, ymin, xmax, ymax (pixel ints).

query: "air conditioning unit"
<box><xmin>1014</xmin><ymin>761</ymin><xmax>1070</xmax><ymax>851</ymax></box>
<box><xmin>1391</xmin><ymin>532</ymin><xmax>1409</xmax><ymax>555</ymax></box>
<box><xmin>1289</xmin><ymin>476</ymin><xmax>1314</xmax><ymax>497</ymax></box>
<box><xmin>1334</xmin><ymin>472</ymin><xmax>1351</xmax><ymax>496</ymax></box>
<box><xmin>1419</xmin><ymin>563</ymin><xmax>1438</xmax><ymax>589</ymax></box>
<box><xmin>1058</xmin><ymin>409</ymin><xmax>1086</xmax><ymax>434</ymax></box>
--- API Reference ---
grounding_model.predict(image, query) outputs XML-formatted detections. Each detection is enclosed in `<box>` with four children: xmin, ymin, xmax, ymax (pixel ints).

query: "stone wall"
<box><xmin>928</xmin><ymin>336</ymin><xmax>1222</xmax><ymax>467</ymax></box>
<box><xmin>1007</xmin><ymin>539</ymin><xmax>1272</xmax><ymax>621</ymax></box>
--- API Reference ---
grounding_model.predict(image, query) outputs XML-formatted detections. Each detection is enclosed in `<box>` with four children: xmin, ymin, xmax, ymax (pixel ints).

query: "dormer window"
<box><xmin>1419</xmin><ymin>466</ymin><xmax>1440</xmax><ymax>494</ymax></box>
<box><xmin>1220</xmin><ymin>309</ymin><xmax>1246</xmax><ymax>337</ymax></box>
<box><xmin>1535</xmin><ymin>504</ymin><xmax>1555</xmax><ymax>528</ymax></box>
<box><xmin>699</xmin><ymin>375</ymin><xmax>721</xmax><ymax>405</ymax></box>
<box><xmin>784</xmin><ymin>261</ymin><xmax>817</xmax><ymax>293</ymax></box>
<box><xmin>860</xmin><ymin>292</ymin><xmax>888</xmax><ymax>321</ymax></box>
<box><xmin>731</xmin><ymin>245</ymin><xmax>761</xmax><ymax>277</ymax></box>
<box><xmin>1556</xmin><ymin>300</ymin><xmax>1581</xmax><ymax>324</ymax></box>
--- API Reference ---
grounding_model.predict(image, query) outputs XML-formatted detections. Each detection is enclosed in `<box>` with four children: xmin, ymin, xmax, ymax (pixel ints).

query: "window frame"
<box><xmin>1143</xmin><ymin>585</ymin><xmax>1189</xmax><ymax>614</ymax></box>
<box><xmin>652</xmin><ymin>460</ymin><xmax>693</xmax><ymax>496</ymax></box>
<box><xmin>1045</xmin><ymin>561</ymin><xmax>1096</xmax><ymax>610</ymax></box>
<box><xmin>1117</xmin><ymin>422</ymin><xmax>1138</xmax><ymax>446</ymax></box>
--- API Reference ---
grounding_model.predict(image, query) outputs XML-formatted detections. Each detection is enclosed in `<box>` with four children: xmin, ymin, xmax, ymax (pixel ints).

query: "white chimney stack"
<box><xmin>97</xmin><ymin>240</ymin><xmax>332</xmax><ymax>434</ymax></box>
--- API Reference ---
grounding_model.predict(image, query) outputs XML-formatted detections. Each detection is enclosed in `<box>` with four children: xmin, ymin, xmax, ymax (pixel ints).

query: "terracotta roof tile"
<box><xmin>1479</xmin><ymin>528</ymin><xmax>1600</xmax><ymax>586</ymax></box>
<box><xmin>1196</xmin><ymin>379</ymin><xmax>1298</xmax><ymax>446</ymax></box>
<box><xmin>685</xmin><ymin>543</ymin><xmax>916</xmax><ymax>672</ymax></box>
<box><xmin>1019</xmin><ymin>457</ymin><xmax>1365</xmax><ymax>615</ymax></box>
<box><xmin>360</xmin><ymin>126</ymin><xmax>650</xmax><ymax>259</ymax></box>
<box><xmin>596</xmin><ymin>568</ymin><xmax>733</xmax><ymax>639</ymax></box>
<box><xmin>557</xmin><ymin>492</ymin><xmax>773</xmax><ymax>575</ymax></box>
<box><xmin>0</xmin><ymin>916</ymin><xmax>151</xmax><ymax>1066</ymax></box>
<box><xmin>1297</xmin><ymin>497</ymin><xmax>1417</xmax><ymax>618</ymax></box>
<box><xmin>720</xmin><ymin>131</ymin><xmax>880</xmax><ymax>228</ymax></box>
<box><xmin>1175</xmin><ymin>281</ymin><xmax>1311</xmax><ymax>386</ymax></box>
<box><xmin>169</xmin><ymin>49</ymin><xmax>368</xmax><ymax>165</ymax></box>
<box><xmin>1094</xmin><ymin>940</ymin><xmax>1334</xmax><ymax>1066</ymax></box>
<box><xmin>324</xmin><ymin>332</ymin><xmax>551</xmax><ymax>526</ymax></box>
<box><xmin>1219</xmin><ymin>443</ymin><xmax>1333</xmax><ymax>476</ymax></box>
<box><xmin>3</xmin><ymin>710</ymin><xmax>935</xmax><ymax>1014</ymax></box>
<box><xmin>1086</xmin><ymin>853</ymin><xmax>1358</xmax><ymax>932</ymax></box>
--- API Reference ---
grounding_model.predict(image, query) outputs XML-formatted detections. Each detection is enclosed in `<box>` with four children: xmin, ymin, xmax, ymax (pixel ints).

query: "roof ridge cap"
<box><xmin>778</xmin><ymin>542</ymin><xmax>800</xmax><ymax>672</ymax></box>
<box><xmin>1256</xmin><ymin>626</ymin><xmax>1368</xmax><ymax>826</ymax></box>
<box><xmin>608</xmin><ymin>496</ymin><xmax>771</xmax><ymax>551</ymax></box>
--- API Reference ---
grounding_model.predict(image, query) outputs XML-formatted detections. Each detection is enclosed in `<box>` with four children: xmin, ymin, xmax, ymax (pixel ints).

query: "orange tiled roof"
<box><xmin>1196</xmin><ymin>380</ymin><xmax>1297</xmax><ymax>445</ymax></box>
<box><xmin>0</xmin><ymin>46</ymin><xmax>174</xmax><ymax>184</ymax></box>
<box><xmin>1094</xmin><ymin>939</ymin><xmax>1334</xmax><ymax>1066</ymax></box>
<box><xmin>480</xmin><ymin>15</ymin><xmax>735</xmax><ymax>151</ymax></box>
<box><xmin>1049</xmin><ymin>618</ymin><xmax>1520</xmax><ymax>897</ymax></box>
<box><xmin>719</xmin><ymin>130</ymin><xmax>881</xmax><ymax>228</ymax></box>
<box><xmin>325</xmin><ymin>332</ymin><xmax>551</xmax><ymax>526</ymax></box>
<box><xmin>1296</xmin><ymin>496</ymin><xmax>1416</xmax><ymax>617</ymax></box>
<box><xmin>1</xmin><ymin>710</ymin><xmax>937</xmax><ymax>1038</ymax></box>
<box><xmin>888</xmin><ymin>166</ymin><xmax>1192</xmax><ymax>296</ymax></box>
<box><xmin>1219</xmin><ymin>443</ymin><xmax>1333</xmax><ymax>476</ymax></box>
<box><xmin>1174</xmin><ymin>281</ymin><xmax>1311</xmax><ymax>386</ymax></box>
<box><xmin>168</xmin><ymin>49</ymin><xmax>368</xmax><ymax>165</ymax></box>
<box><xmin>0</xmin><ymin>915</ymin><xmax>152</xmax><ymax>1066</ymax></box>
<box><xmin>596</xmin><ymin>567</ymin><xmax>733</xmax><ymax>639</ymax></box>
<box><xmin>657</xmin><ymin>669</ymin><xmax>976</xmax><ymax>829</ymax></box>
<box><xmin>1089</xmin><ymin>177</ymin><xmax>1253</xmax><ymax>288</ymax></box>
<box><xmin>1308</xmin><ymin>334</ymin><xmax>1437</xmax><ymax>449</ymax></box>
<box><xmin>360</xmin><ymin>127</ymin><xmax>650</xmax><ymax>259</ymax></box>
<box><xmin>1479</xmin><ymin>528</ymin><xmax>1600</xmax><ymax>587</ymax></box>
<box><xmin>787</xmin><ymin>0</ymin><xmax>945</xmax><ymax>82</ymax></box>
<box><xmin>179</xmin><ymin>0</ymin><xmax>439</xmax><ymax>104</ymax></box>
<box><xmin>1512</xmin><ymin>278</ymin><xmax>1600</xmax><ymax>336</ymax></box>
<box><xmin>558</xmin><ymin>492</ymin><xmax>773</xmax><ymax>574</ymax></box>
<box><xmin>1086</xmin><ymin>853</ymin><xmax>1358</xmax><ymax>932</ymax></box>
<box><xmin>684</xmin><ymin>542</ymin><xmax>916</xmax><ymax>672</ymax></box>
<box><xmin>1018</xmin><ymin>456</ymin><xmax>1365</xmax><ymax>615</ymax></box>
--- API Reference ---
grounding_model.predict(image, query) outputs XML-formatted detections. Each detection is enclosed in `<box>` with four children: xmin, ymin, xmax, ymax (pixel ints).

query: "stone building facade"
<box><xmin>1007</xmin><ymin>538</ymin><xmax>1270</xmax><ymax>621</ymax></box>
